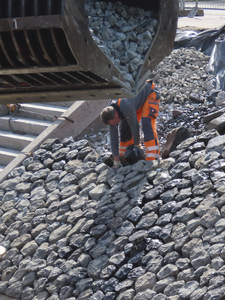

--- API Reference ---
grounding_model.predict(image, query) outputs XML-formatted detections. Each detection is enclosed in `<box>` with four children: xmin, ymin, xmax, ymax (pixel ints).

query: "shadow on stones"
<box><xmin>161</xmin><ymin>127</ymin><xmax>191</xmax><ymax>158</ymax></box>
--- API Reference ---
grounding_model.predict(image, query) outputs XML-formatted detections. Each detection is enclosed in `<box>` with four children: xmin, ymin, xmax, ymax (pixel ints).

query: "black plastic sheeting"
<box><xmin>174</xmin><ymin>25</ymin><xmax>225</xmax><ymax>91</ymax></box>
<box><xmin>207</xmin><ymin>36</ymin><xmax>225</xmax><ymax>91</ymax></box>
<box><xmin>174</xmin><ymin>25</ymin><xmax>225</xmax><ymax>55</ymax></box>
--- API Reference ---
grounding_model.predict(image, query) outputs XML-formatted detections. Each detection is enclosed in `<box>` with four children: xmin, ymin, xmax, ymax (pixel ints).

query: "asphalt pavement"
<box><xmin>178</xmin><ymin>8</ymin><xmax>225</xmax><ymax>30</ymax></box>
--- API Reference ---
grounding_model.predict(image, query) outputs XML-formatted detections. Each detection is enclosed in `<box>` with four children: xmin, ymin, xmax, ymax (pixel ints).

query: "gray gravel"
<box><xmin>81</xmin><ymin>47</ymin><xmax>223</xmax><ymax>154</ymax></box>
<box><xmin>85</xmin><ymin>0</ymin><xmax>158</xmax><ymax>89</ymax></box>
<box><xmin>1</xmin><ymin>46</ymin><xmax>225</xmax><ymax>300</ymax></box>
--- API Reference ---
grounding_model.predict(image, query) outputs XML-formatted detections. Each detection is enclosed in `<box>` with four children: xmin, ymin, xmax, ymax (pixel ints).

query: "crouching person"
<box><xmin>100</xmin><ymin>80</ymin><xmax>160</xmax><ymax>168</ymax></box>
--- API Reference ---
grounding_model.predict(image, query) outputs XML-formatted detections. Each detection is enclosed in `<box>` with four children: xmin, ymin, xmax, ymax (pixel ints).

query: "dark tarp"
<box><xmin>174</xmin><ymin>25</ymin><xmax>225</xmax><ymax>91</ymax></box>
<box><xmin>174</xmin><ymin>25</ymin><xmax>225</xmax><ymax>56</ymax></box>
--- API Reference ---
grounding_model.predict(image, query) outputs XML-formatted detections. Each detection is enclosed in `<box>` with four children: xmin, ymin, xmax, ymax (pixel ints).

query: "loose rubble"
<box><xmin>85</xmin><ymin>0</ymin><xmax>158</xmax><ymax>88</ymax></box>
<box><xmin>1</xmin><ymin>47</ymin><xmax>225</xmax><ymax>300</ymax></box>
<box><xmin>83</xmin><ymin>47</ymin><xmax>224</xmax><ymax>155</ymax></box>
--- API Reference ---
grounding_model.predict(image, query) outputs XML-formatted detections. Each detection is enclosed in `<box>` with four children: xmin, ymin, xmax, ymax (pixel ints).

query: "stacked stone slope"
<box><xmin>0</xmin><ymin>129</ymin><xmax>225</xmax><ymax>300</ymax></box>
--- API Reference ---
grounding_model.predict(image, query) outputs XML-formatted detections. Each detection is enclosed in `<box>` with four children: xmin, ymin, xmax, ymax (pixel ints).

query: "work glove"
<box><xmin>113</xmin><ymin>160</ymin><xmax>122</xmax><ymax>169</ymax></box>
<box><xmin>133</xmin><ymin>145</ymin><xmax>143</xmax><ymax>157</ymax></box>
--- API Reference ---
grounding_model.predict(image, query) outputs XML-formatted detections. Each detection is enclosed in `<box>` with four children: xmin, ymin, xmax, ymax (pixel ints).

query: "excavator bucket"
<box><xmin>0</xmin><ymin>0</ymin><xmax>178</xmax><ymax>104</ymax></box>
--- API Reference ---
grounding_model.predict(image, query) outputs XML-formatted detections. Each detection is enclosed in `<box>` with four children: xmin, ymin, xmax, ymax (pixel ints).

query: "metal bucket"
<box><xmin>0</xmin><ymin>0</ymin><xmax>178</xmax><ymax>104</ymax></box>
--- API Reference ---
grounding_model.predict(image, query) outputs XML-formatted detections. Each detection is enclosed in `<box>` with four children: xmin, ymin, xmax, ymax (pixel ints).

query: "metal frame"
<box><xmin>0</xmin><ymin>0</ymin><xmax>179</xmax><ymax>104</ymax></box>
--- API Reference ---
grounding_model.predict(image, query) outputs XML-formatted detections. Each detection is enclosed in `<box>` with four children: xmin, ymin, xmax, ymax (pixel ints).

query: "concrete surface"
<box><xmin>0</xmin><ymin>99</ymin><xmax>109</xmax><ymax>184</ymax></box>
<box><xmin>179</xmin><ymin>8</ymin><xmax>204</xmax><ymax>17</ymax></box>
<box><xmin>178</xmin><ymin>8</ymin><xmax>225</xmax><ymax>30</ymax></box>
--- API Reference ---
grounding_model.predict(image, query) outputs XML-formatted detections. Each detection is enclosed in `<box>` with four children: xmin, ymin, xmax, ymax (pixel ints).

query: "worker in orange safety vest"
<box><xmin>100</xmin><ymin>80</ymin><xmax>160</xmax><ymax>168</ymax></box>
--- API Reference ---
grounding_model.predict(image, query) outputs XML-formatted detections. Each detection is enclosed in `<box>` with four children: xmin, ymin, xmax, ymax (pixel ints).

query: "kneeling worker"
<box><xmin>100</xmin><ymin>80</ymin><xmax>160</xmax><ymax>168</ymax></box>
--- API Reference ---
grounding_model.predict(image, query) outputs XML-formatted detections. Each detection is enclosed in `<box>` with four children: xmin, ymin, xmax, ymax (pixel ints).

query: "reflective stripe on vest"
<box><xmin>119</xmin><ymin>146</ymin><xmax>127</xmax><ymax>150</ymax></box>
<box><xmin>145</xmin><ymin>145</ymin><xmax>160</xmax><ymax>151</ymax></box>
<box><xmin>146</xmin><ymin>152</ymin><xmax>160</xmax><ymax>158</ymax></box>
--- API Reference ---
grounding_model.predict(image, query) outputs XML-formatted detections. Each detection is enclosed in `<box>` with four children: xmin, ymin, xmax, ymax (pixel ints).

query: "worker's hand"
<box><xmin>133</xmin><ymin>144</ymin><xmax>143</xmax><ymax>157</ymax></box>
<box><xmin>113</xmin><ymin>160</ymin><xmax>122</xmax><ymax>169</ymax></box>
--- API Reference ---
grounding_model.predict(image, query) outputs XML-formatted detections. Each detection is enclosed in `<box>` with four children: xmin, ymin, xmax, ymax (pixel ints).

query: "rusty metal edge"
<box><xmin>137</xmin><ymin>0</ymin><xmax>179</xmax><ymax>91</ymax></box>
<box><xmin>0</xmin><ymin>87</ymin><xmax>134</xmax><ymax>104</ymax></box>
<box><xmin>62</xmin><ymin>0</ymin><xmax>129</xmax><ymax>89</ymax></box>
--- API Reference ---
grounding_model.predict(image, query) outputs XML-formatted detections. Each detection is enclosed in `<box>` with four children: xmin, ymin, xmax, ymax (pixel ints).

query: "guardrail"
<box><xmin>181</xmin><ymin>0</ymin><xmax>225</xmax><ymax>9</ymax></box>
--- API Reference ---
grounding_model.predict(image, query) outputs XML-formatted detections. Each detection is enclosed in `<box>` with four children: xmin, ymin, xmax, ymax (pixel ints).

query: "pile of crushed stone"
<box><xmin>85</xmin><ymin>0</ymin><xmax>158</xmax><ymax>88</ymax></box>
<box><xmin>1</xmin><ymin>47</ymin><xmax>225</xmax><ymax>299</ymax></box>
